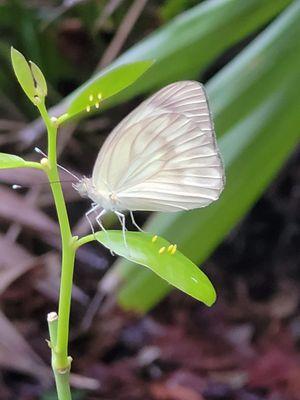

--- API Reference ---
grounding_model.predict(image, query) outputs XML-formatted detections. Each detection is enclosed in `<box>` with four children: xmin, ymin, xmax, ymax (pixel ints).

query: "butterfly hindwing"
<box><xmin>92</xmin><ymin>81</ymin><xmax>225</xmax><ymax>212</ymax></box>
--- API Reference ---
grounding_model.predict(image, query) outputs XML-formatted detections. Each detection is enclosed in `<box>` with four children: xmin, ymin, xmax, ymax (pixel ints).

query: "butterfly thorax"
<box><xmin>73</xmin><ymin>177</ymin><xmax>121</xmax><ymax>211</ymax></box>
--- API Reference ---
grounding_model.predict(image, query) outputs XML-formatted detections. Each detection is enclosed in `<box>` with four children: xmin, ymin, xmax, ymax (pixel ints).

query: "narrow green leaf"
<box><xmin>0</xmin><ymin>153</ymin><xmax>27</xmax><ymax>169</ymax></box>
<box><xmin>29</xmin><ymin>61</ymin><xmax>47</xmax><ymax>97</ymax></box>
<box><xmin>11</xmin><ymin>47</ymin><xmax>35</xmax><ymax>101</ymax></box>
<box><xmin>63</xmin><ymin>0</ymin><xmax>292</xmax><ymax>113</ymax></box>
<box><xmin>66</xmin><ymin>61</ymin><xmax>154</xmax><ymax>120</ymax></box>
<box><xmin>95</xmin><ymin>230</ymin><xmax>216</xmax><ymax>309</ymax></box>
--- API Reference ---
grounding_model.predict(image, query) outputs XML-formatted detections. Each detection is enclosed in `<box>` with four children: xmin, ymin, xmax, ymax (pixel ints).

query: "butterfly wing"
<box><xmin>92</xmin><ymin>81</ymin><xmax>225</xmax><ymax>212</ymax></box>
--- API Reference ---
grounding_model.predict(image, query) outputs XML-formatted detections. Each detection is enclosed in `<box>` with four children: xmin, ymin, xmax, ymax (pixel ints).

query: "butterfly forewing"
<box><xmin>92</xmin><ymin>81</ymin><xmax>225</xmax><ymax>212</ymax></box>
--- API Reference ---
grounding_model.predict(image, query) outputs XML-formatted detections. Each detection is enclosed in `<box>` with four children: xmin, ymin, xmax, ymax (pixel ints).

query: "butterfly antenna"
<box><xmin>11</xmin><ymin>179</ymin><xmax>75</xmax><ymax>190</ymax></box>
<box><xmin>34</xmin><ymin>146</ymin><xmax>47</xmax><ymax>157</ymax></box>
<box><xmin>34</xmin><ymin>147</ymin><xmax>81</xmax><ymax>182</ymax></box>
<box><xmin>56</xmin><ymin>163</ymin><xmax>81</xmax><ymax>182</ymax></box>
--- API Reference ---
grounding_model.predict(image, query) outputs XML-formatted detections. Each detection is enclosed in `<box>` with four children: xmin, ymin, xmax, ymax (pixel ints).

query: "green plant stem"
<box><xmin>23</xmin><ymin>161</ymin><xmax>44</xmax><ymax>170</ymax></box>
<box><xmin>52</xmin><ymin>367</ymin><xmax>73</xmax><ymax>400</ymax></box>
<box><xmin>47</xmin><ymin>312</ymin><xmax>72</xmax><ymax>399</ymax></box>
<box><xmin>75</xmin><ymin>233</ymin><xmax>97</xmax><ymax>249</ymax></box>
<box><xmin>38</xmin><ymin>102</ymin><xmax>75</xmax><ymax>399</ymax></box>
<box><xmin>47</xmin><ymin>312</ymin><xmax>58</xmax><ymax>345</ymax></box>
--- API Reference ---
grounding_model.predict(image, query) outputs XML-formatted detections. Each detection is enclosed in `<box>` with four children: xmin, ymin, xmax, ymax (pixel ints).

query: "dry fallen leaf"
<box><xmin>0</xmin><ymin>309</ymin><xmax>50</xmax><ymax>384</ymax></box>
<box><xmin>0</xmin><ymin>235</ymin><xmax>39</xmax><ymax>295</ymax></box>
<box><xmin>0</xmin><ymin>186</ymin><xmax>59</xmax><ymax>234</ymax></box>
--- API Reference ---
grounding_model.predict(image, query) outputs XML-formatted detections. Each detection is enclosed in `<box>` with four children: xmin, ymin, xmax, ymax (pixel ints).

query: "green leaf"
<box><xmin>0</xmin><ymin>153</ymin><xmax>27</xmax><ymax>169</ymax></box>
<box><xmin>109</xmin><ymin>1</ymin><xmax>300</xmax><ymax>313</ymax></box>
<box><xmin>11</xmin><ymin>48</ymin><xmax>48</xmax><ymax>103</ymax></box>
<box><xmin>0</xmin><ymin>153</ymin><xmax>41</xmax><ymax>170</ymax></box>
<box><xmin>11</xmin><ymin>47</ymin><xmax>35</xmax><ymax>101</ymax></box>
<box><xmin>29</xmin><ymin>60</ymin><xmax>47</xmax><ymax>97</ymax></box>
<box><xmin>65</xmin><ymin>61</ymin><xmax>154</xmax><ymax>120</ymax></box>
<box><xmin>95</xmin><ymin>230</ymin><xmax>216</xmax><ymax>309</ymax></box>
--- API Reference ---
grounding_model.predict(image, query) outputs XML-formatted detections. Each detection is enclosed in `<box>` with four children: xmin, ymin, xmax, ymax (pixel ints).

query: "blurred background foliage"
<box><xmin>0</xmin><ymin>1</ymin><xmax>299</xmax><ymax>399</ymax></box>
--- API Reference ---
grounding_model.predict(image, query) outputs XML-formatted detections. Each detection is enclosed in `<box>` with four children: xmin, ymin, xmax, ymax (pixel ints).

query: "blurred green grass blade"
<box><xmin>66</xmin><ymin>61</ymin><xmax>154</xmax><ymax>121</ymax></box>
<box><xmin>110</xmin><ymin>1</ymin><xmax>300</xmax><ymax>312</ymax></box>
<box><xmin>94</xmin><ymin>231</ymin><xmax>216</xmax><ymax>308</ymax></box>
<box><xmin>111</xmin><ymin>0</ymin><xmax>292</xmax><ymax>89</ymax></box>
<box><xmin>62</xmin><ymin>0</ymin><xmax>291</xmax><ymax>113</ymax></box>
<box><xmin>209</xmin><ymin>0</ymin><xmax>300</xmax><ymax>135</ymax></box>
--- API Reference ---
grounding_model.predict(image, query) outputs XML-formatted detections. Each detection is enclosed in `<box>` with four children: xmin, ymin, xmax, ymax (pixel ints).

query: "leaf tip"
<box><xmin>10</xmin><ymin>46</ymin><xmax>24</xmax><ymax>61</ymax></box>
<box><xmin>205</xmin><ymin>288</ymin><xmax>217</xmax><ymax>307</ymax></box>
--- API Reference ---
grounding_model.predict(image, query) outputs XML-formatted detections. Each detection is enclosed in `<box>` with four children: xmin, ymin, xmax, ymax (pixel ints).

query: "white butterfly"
<box><xmin>74</xmin><ymin>81</ymin><xmax>225</xmax><ymax>241</ymax></box>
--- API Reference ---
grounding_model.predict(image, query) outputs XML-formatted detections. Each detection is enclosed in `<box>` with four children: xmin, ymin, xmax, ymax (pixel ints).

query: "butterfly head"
<box><xmin>73</xmin><ymin>177</ymin><xmax>120</xmax><ymax>211</ymax></box>
<box><xmin>72</xmin><ymin>177</ymin><xmax>93</xmax><ymax>199</ymax></box>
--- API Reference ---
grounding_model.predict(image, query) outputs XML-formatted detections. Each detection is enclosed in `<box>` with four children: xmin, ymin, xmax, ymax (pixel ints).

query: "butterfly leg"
<box><xmin>95</xmin><ymin>208</ymin><xmax>107</xmax><ymax>233</ymax></box>
<box><xmin>95</xmin><ymin>209</ymin><xmax>116</xmax><ymax>256</ymax></box>
<box><xmin>116</xmin><ymin>213</ymin><xmax>127</xmax><ymax>231</ymax></box>
<box><xmin>130</xmin><ymin>211</ymin><xmax>144</xmax><ymax>232</ymax></box>
<box><xmin>115</xmin><ymin>211</ymin><xmax>128</xmax><ymax>248</ymax></box>
<box><xmin>85</xmin><ymin>203</ymin><xmax>101</xmax><ymax>235</ymax></box>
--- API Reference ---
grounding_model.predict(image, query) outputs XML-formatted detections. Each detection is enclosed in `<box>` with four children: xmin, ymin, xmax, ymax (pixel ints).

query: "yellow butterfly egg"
<box><xmin>171</xmin><ymin>244</ymin><xmax>177</xmax><ymax>255</ymax></box>
<box><xmin>152</xmin><ymin>235</ymin><xmax>158</xmax><ymax>243</ymax></box>
<box><xmin>167</xmin><ymin>244</ymin><xmax>174</xmax><ymax>253</ymax></box>
<box><xmin>158</xmin><ymin>246</ymin><xmax>166</xmax><ymax>254</ymax></box>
